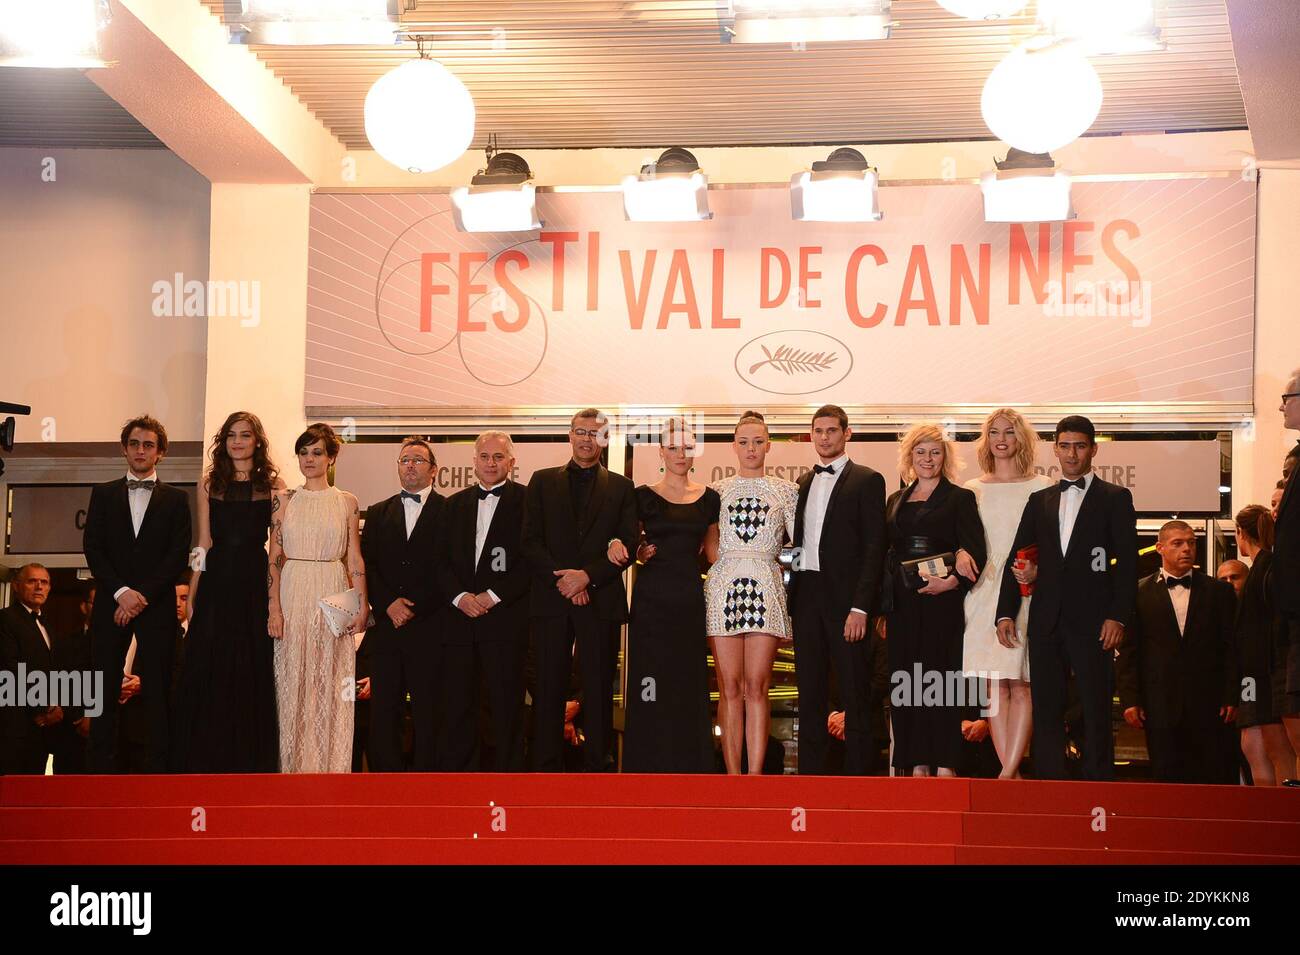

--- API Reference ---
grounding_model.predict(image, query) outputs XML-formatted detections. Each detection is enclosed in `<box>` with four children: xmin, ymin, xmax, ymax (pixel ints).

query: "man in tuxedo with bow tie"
<box><xmin>434</xmin><ymin>431</ymin><xmax>531</xmax><ymax>771</ymax></box>
<box><xmin>1</xmin><ymin>564</ymin><xmax>70</xmax><ymax>774</ymax></box>
<box><xmin>82</xmin><ymin>415</ymin><xmax>192</xmax><ymax>773</ymax></box>
<box><xmin>361</xmin><ymin>437</ymin><xmax>445</xmax><ymax>771</ymax></box>
<box><xmin>789</xmin><ymin>405</ymin><xmax>886</xmax><ymax>775</ymax></box>
<box><xmin>996</xmin><ymin>415</ymin><xmax>1137</xmax><ymax>780</ymax></box>
<box><xmin>1116</xmin><ymin>521</ymin><xmax>1237</xmax><ymax>783</ymax></box>
<box><xmin>522</xmin><ymin>409</ymin><xmax>637</xmax><ymax>772</ymax></box>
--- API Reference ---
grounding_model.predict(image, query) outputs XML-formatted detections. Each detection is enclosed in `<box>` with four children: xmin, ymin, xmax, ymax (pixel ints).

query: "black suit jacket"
<box><xmin>883</xmin><ymin>477</ymin><xmax>987</xmax><ymax>601</ymax></box>
<box><xmin>996</xmin><ymin>475</ymin><xmax>1137</xmax><ymax>638</ymax></box>
<box><xmin>1116</xmin><ymin>571</ymin><xmax>1237</xmax><ymax>728</ymax></box>
<box><xmin>82</xmin><ymin>477</ymin><xmax>192</xmax><ymax>636</ymax></box>
<box><xmin>361</xmin><ymin>489</ymin><xmax>444</xmax><ymax>634</ymax></box>
<box><xmin>790</xmin><ymin>459</ymin><xmax>887</xmax><ymax>617</ymax></box>
<box><xmin>0</xmin><ymin>603</ymin><xmax>57</xmax><ymax>737</ymax></box>
<box><xmin>1272</xmin><ymin>440</ymin><xmax>1300</xmax><ymax>618</ymax></box>
<box><xmin>521</xmin><ymin>464</ymin><xmax>637</xmax><ymax>622</ymax></box>
<box><xmin>435</xmin><ymin>481</ymin><xmax>531</xmax><ymax>645</ymax></box>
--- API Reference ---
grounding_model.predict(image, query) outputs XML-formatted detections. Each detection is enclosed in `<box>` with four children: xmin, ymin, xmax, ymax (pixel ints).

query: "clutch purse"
<box><xmin>318</xmin><ymin>588</ymin><xmax>375</xmax><ymax>637</ymax></box>
<box><xmin>900</xmin><ymin>552</ymin><xmax>955</xmax><ymax>590</ymax></box>
<box><xmin>1015</xmin><ymin>545</ymin><xmax>1040</xmax><ymax>597</ymax></box>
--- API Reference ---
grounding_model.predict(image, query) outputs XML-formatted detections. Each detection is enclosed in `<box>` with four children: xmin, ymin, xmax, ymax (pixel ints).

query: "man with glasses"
<box><xmin>1271</xmin><ymin>372</ymin><xmax>1300</xmax><ymax>756</ymax></box>
<box><xmin>360</xmin><ymin>436</ymin><xmax>445</xmax><ymax>771</ymax></box>
<box><xmin>522</xmin><ymin>409</ymin><xmax>637</xmax><ymax>771</ymax></box>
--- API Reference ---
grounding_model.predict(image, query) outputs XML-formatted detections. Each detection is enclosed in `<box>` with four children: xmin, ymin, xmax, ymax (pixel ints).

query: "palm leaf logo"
<box><xmin>748</xmin><ymin>343</ymin><xmax>838</xmax><ymax>376</ymax></box>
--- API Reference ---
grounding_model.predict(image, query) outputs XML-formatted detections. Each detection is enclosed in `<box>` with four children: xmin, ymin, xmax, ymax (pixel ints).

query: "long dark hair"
<box><xmin>207</xmin><ymin>411</ymin><xmax>278</xmax><ymax>496</ymax></box>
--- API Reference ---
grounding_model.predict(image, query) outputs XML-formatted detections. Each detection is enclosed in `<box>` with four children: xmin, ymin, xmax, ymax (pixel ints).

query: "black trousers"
<box><xmin>367</xmin><ymin>619</ymin><xmax>440</xmax><ymax>772</ymax></box>
<box><xmin>530</xmin><ymin>612</ymin><xmax>619</xmax><ymax>772</ymax></box>
<box><xmin>792</xmin><ymin>572</ymin><xmax>875</xmax><ymax>776</ymax></box>
<box><xmin>87</xmin><ymin>615</ymin><xmax>173</xmax><ymax>773</ymax></box>
<box><xmin>1145</xmin><ymin>725</ymin><xmax>1221</xmax><ymax>784</ymax></box>
<box><xmin>0</xmin><ymin>724</ymin><xmax>60</xmax><ymax>775</ymax></box>
<box><xmin>1029</xmin><ymin>623</ymin><xmax>1114</xmax><ymax>780</ymax></box>
<box><xmin>438</xmin><ymin>636</ymin><xmax>527</xmax><ymax>772</ymax></box>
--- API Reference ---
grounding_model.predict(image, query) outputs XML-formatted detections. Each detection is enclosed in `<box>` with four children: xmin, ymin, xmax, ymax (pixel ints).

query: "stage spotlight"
<box><xmin>790</xmin><ymin>147</ymin><xmax>883</xmax><ymax>222</ymax></box>
<box><xmin>451</xmin><ymin>145</ymin><xmax>542</xmax><ymax>233</ymax></box>
<box><xmin>980</xmin><ymin>149</ymin><xmax>1074</xmax><ymax>222</ymax></box>
<box><xmin>622</xmin><ymin>148</ymin><xmax>712</xmax><ymax>222</ymax></box>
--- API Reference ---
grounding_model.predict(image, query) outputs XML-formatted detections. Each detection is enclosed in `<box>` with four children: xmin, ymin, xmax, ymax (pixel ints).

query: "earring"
<box><xmin>659</xmin><ymin>466</ymin><xmax>664</xmax><ymax>473</ymax></box>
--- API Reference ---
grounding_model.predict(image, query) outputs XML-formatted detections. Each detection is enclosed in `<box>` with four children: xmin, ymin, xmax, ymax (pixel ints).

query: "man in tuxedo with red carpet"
<box><xmin>83</xmin><ymin>415</ymin><xmax>192</xmax><ymax>774</ymax></box>
<box><xmin>997</xmin><ymin>415</ymin><xmax>1137</xmax><ymax>781</ymax></box>
<box><xmin>361</xmin><ymin>437</ymin><xmax>444</xmax><ymax>771</ymax></box>
<box><xmin>434</xmin><ymin>430</ymin><xmax>531</xmax><ymax>771</ymax></box>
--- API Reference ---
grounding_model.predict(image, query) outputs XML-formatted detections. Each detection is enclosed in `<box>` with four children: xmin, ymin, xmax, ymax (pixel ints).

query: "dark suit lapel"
<box><xmin>1155</xmin><ymin>576</ymin><xmax>1181</xmax><ymax>640</ymax></box>
<box><xmin>793</xmin><ymin>471</ymin><xmax>813</xmax><ymax>548</ymax></box>
<box><xmin>135</xmin><ymin>479</ymin><xmax>166</xmax><ymax>540</ymax></box>
<box><xmin>578</xmin><ymin>466</ymin><xmax>609</xmax><ymax>542</ymax></box>
<box><xmin>1184</xmin><ymin>573</ymin><xmax>1206</xmax><ymax>641</ymax></box>
<box><xmin>409</xmin><ymin>492</ymin><xmax>437</xmax><ymax>543</ymax></box>
<box><xmin>823</xmin><ymin>459</ymin><xmax>854</xmax><ymax>532</ymax></box>
<box><xmin>1044</xmin><ymin>485</ymin><xmax>1063</xmax><ymax>557</ymax></box>
<box><xmin>1063</xmin><ymin>478</ymin><xmax>1101</xmax><ymax>563</ymax></box>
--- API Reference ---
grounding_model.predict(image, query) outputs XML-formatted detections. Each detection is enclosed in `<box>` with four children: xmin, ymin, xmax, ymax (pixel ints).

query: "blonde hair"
<box><xmin>660</xmin><ymin>415</ymin><xmax>696</xmax><ymax>448</ymax></box>
<box><xmin>975</xmin><ymin>408</ymin><xmax>1038</xmax><ymax>477</ymax></box>
<box><xmin>734</xmin><ymin>409</ymin><xmax>768</xmax><ymax>437</ymax></box>
<box><xmin>898</xmin><ymin>422</ymin><xmax>957</xmax><ymax>484</ymax></box>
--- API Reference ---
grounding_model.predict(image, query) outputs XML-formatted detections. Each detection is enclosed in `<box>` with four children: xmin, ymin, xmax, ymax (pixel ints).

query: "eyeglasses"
<box><xmin>1283</xmin><ymin>393</ymin><xmax>1300</xmax><ymax>403</ymax></box>
<box><xmin>571</xmin><ymin>428</ymin><xmax>604</xmax><ymax>439</ymax></box>
<box><xmin>398</xmin><ymin>456</ymin><xmax>432</xmax><ymax>467</ymax></box>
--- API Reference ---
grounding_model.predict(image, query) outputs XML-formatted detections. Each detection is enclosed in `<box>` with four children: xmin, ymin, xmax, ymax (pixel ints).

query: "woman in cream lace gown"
<box><xmin>268</xmin><ymin>424</ymin><xmax>368</xmax><ymax>774</ymax></box>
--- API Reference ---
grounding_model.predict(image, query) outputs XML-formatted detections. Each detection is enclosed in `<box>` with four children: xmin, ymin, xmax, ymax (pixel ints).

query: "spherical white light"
<box><xmin>364</xmin><ymin>59</ymin><xmax>475</xmax><ymax>174</ymax></box>
<box><xmin>936</xmin><ymin>1</ymin><xmax>1026</xmax><ymax>19</ymax></box>
<box><xmin>980</xmin><ymin>43</ymin><xmax>1103</xmax><ymax>154</ymax></box>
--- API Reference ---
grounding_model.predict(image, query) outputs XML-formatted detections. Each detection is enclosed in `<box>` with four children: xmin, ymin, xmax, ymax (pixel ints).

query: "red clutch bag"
<box><xmin>1015</xmin><ymin>545</ymin><xmax>1039</xmax><ymax>597</ymax></box>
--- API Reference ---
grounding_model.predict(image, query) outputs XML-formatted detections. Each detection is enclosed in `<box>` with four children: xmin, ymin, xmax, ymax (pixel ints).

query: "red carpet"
<box><xmin>1</xmin><ymin>774</ymin><xmax>1296</xmax><ymax>864</ymax></box>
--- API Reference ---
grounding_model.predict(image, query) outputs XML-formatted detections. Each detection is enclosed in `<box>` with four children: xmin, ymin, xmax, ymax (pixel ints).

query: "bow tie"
<box><xmin>1165</xmin><ymin>575</ymin><xmax>1191</xmax><ymax>589</ymax></box>
<box><xmin>127</xmin><ymin>479</ymin><xmax>156</xmax><ymax>491</ymax></box>
<box><xmin>1058</xmin><ymin>477</ymin><xmax>1086</xmax><ymax>492</ymax></box>
<box><xmin>400</xmin><ymin>490</ymin><xmax>423</xmax><ymax>503</ymax></box>
<box><xmin>477</xmin><ymin>484</ymin><xmax>504</xmax><ymax>500</ymax></box>
<box><xmin>813</xmin><ymin>464</ymin><xmax>838</xmax><ymax>476</ymax></box>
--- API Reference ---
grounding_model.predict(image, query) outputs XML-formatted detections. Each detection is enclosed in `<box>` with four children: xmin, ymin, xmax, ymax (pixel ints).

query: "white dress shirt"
<box><xmin>1058</xmin><ymin>470</ymin><xmax>1095</xmax><ymax>555</ymax></box>
<box><xmin>452</xmin><ymin>480</ymin><xmax>506</xmax><ymax>610</ymax></box>
<box><xmin>23</xmin><ymin>602</ymin><xmax>50</xmax><ymax>650</ymax></box>
<box><xmin>801</xmin><ymin>453</ymin><xmax>847</xmax><ymax>573</ymax></box>
<box><xmin>400</xmin><ymin>483</ymin><xmax>434</xmax><ymax>539</ymax></box>
<box><xmin>799</xmin><ymin>454</ymin><xmax>866</xmax><ymax>616</ymax></box>
<box><xmin>116</xmin><ymin>470</ymin><xmax>158</xmax><ymax>601</ymax></box>
<box><xmin>1158</xmin><ymin>567</ymin><xmax>1193</xmax><ymax>636</ymax></box>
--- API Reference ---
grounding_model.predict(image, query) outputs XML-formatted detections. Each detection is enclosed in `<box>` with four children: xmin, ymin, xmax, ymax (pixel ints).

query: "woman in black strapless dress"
<box><xmin>172</xmin><ymin>412</ymin><xmax>281</xmax><ymax>773</ymax></box>
<box><xmin>611</xmin><ymin>417</ymin><xmax>720</xmax><ymax>773</ymax></box>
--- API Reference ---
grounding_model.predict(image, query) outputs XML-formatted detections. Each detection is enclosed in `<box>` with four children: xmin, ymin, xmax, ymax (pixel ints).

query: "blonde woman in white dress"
<box><xmin>268</xmin><ymin>423</ymin><xmax>368</xmax><ymax>774</ymax></box>
<box><xmin>705</xmin><ymin>411</ymin><xmax>799</xmax><ymax>775</ymax></box>
<box><xmin>958</xmin><ymin>409</ymin><xmax>1050</xmax><ymax>779</ymax></box>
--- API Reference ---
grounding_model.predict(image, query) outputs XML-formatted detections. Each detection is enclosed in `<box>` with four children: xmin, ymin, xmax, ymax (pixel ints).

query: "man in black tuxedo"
<box><xmin>1</xmin><ymin>564</ymin><xmax>73</xmax><ymax>774</ymax></box>
<box><xmin>118</xmin><ymin>579</ymin><xmax>189</xmax><ymax>773</ymax></box>
<box><xmin>996</xmin><ymin>415</ymin><xmax>1137</xmax><ymax>781</ymax></box>
<box><xmin>1117</xmin><ymin>521</ymin><xmax>1237</xmax><ymax>783</ymax></box>
<box><xmin>522</xmin><ymin>408</ymin><xmax>637</xmax><ymax>772</ymax></box>
<box><xmin>1272</xmin><ymin>370</ymin><xmax>1300</xmax><ymax>728</ymax></box>
<box><xmin>361</xmin><ymin>437</ymin><xmax>444</xmax><ymax>771</ymax></box>
<box><xmin>83</xmin><ymin>415</ymin><xmax>192</xmax><ymax>773</ymax></box>
<box><xmin>789</xmin><ymin>404</ymin><xmax>886</xmax><ymax>775</ymax></box>
<box><xmin>435</xmin><ymin>430</ymin><xmax>531</xmax><ymax>771</ymax></box>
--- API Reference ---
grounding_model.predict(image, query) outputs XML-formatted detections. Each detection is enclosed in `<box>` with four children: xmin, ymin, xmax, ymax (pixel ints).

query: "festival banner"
<box><xmin>306</xmin><ymin>178</ymin><xmax>1254</xmax><ymax>410</ymax></box>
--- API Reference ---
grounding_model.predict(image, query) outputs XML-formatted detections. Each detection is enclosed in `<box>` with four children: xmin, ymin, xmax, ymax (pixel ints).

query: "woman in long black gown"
<box><xmin>610</xmin><ymin>417</ymin><xmax>719</xmax><ymax>773</ymax></box>
<box><xmin>883</xmin><ymin>423</ymin><xmax>986</xmax><ymax>777</ymax></box>
<box><xmin>172</xmin><ymin>411</ymin><xmax>282</xmax><ymax>773</ymax></box>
